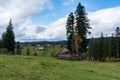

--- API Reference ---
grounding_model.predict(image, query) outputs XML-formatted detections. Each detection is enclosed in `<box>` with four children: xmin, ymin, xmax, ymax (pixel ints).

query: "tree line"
<box><xmin>88</xmin><ymin>27</ymin><xmax>120</xmax><ymax>61</ymax></box>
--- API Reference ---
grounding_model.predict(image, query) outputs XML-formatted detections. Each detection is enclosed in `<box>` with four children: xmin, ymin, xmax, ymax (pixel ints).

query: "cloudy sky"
<box><xmin>0</xmin><ymin>0</ymin><xmax>120</xmax><ymax>41</ymax></box>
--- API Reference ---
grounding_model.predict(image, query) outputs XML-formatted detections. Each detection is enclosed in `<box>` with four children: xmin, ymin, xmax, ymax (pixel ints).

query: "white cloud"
<box><xmin>16</xmin><ymin>6</ymin><xmax>120</xmax><ymax>41</ymax></box>
<box><xmin>16</xmin><ymin>16</ymin><xmax>67</xmax><ymax>41</ymax></box>
<box><xmin>88</xmin><ymin>6</ymin><xmax>120</xmax><ymax>37</ymax></box>
<box><xmin>0</xmin><ymin>0</ymin><xmax>52</xmax><ymax>39</ymax></box>
<box><xmin>16</xmin><ymin>18</ymin><xmax>38</xmax><ymax>39</ymax></box>
<box><xmin>1</xmin><ymin>0</ymin><xmax>120</xmax><ymax>41</ymax></box>
<box><xmin>39</xmin><ymin>16</ymin><xmax>67</xmax><ymax>40</ymax></box>
<box><xmin>0</xmin><ymin>0</ymin><xmax>50</xmax><ymax>24</ymax></box>
<box><xmin>63</xmin><ymin>0</ymin><xmax>74</xmax><ymax>6</ymax></box>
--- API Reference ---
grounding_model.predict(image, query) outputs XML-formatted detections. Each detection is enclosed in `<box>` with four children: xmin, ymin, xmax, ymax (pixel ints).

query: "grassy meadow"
<box><xmin>0</xmin><ymin>46</ymin><xmax>119</xmax><ymax>80</ymax></box>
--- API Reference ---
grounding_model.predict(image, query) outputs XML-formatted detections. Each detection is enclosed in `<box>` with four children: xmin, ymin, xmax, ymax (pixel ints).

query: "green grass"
<box><xmin>0</xmin><ymin>46</ymin><xmax>120</xmax><ymax>80</ymax></box>
<box><xmin>20</xmin><ymin>45</ymin><xmax>60</xmax><ymax>57</ymax></box>
<box><xmin>0</xmin><ymin>55</ymin><xmax>119</xmax><ymax>80</ymax></box>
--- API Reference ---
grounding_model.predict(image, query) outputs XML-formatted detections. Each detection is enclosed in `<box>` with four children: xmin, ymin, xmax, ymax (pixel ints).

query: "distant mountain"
<box><xmin>20</xmin><ymin>40</ymin><xmax>67</xmax><ymax>46</ymax></box>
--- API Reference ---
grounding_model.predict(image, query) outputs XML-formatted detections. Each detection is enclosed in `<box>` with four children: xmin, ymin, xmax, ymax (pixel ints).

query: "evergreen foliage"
<box><xmin>88</xmin><ymin>27</ymin><xmax>120</xmax><ymax>61</ymax></box>
<box><xmin>16</xmin><ymin>41</ymin><xmax>21</xmax><ymax>55</ymax></box>
<box><xmin>115</xmin><ymin>27</ymin><xmax>120</xmax><ymax>58</ymax></box>
<box><xmin>98</xmin><ymin>33</ymin><xmax>104</xmax><ymax>61</ymax></box>
<box><xmin>66</xmin><ymin>12</ymin><xmax>74</xmax><ymax>52</ymax></box>
<box><xmin>110</xmin><ymin>34</ymin><xmax>117</xmax><ymax>58</ymax></box>
<box><xmin>88</xmin><ymin>37</ymin><xmax>94</xmax><ymax>60</ymax></box>
<box><xmin>34</xmin><ymin>53</ymin><xmax>37</xmax><ymax>56</ymax></box>
<box><xmin>0</xmin><ymin>40</ymin><xmax>3</xmax><ymax>48</ymax></box>
<box><xmin>2</xmin><ymin>19</ymin><xmax>15</xmax><ymax>54</ymax></box>
<box><xmin>26</xmin><ymin>47</ymin><xmax>30</xmax><ymax>55</ymax></box>
<box><xmin>75</xmin><ymin>3</ymin><xmax>91</xmax><ymax>53</ymax></box>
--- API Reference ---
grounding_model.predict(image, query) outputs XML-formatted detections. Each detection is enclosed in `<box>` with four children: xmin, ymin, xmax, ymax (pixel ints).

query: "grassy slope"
<box><xmin>20</xmin><ymin>45</ymin><xmax>60</xmax><ymax>57</ymax></box>
<box><xmin>0</xmin><ymin>55</ymin><xmax>119</xmax><ymax>80</ymax></box>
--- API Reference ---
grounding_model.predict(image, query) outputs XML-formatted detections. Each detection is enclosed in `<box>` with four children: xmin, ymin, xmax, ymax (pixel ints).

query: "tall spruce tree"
<box><xmin>66</xmin><ymin>12</ymin><xmax>74</xmax><ymax>52</ymax></box>
<box><xmin>88</xmin><ymin>37</ymin><xmax>94</xmax><ymax>61</ymax></box>
<box><xmin>94</xmin><ymin>41</ymin><xmax>99</xmax><ymax>61</ymax></box>
<box><xmin>110</xmin><ymin>34</ymin><xmax>117</xmax><ymax>58</ymax></box>
<box><xmin>2</xmin><ymin>19</ymin><xmax>15</xmax><ymax>54</ymax></box>
<box><xmin>103</xmin><ymin>36</ymin><xmax>109</xmax><ymax>60</ymax></box>
<box><xmin>75</xmin><ymin>3</ymin><xmax>91</xmax><ymax>53</ymax></box>
<box><xmin>88</xmin><ymin>38</ymin><xmax>99</xmax><ymax>61</ymax></box>
<box><xmin>16</xmin><ymin>41</ymin><xmax>21</xmax><ymax>55</ymax></box>
<box><xmin>0</xmin><ymin>40</ymin><xmax>2</xmax><ymax>48</ymax></box>
<box><xmin>115</xmin><ymin>27</ymin><xmax>120</xmax><ymax>58</ymax></box>
<box><xmin>2</xmin><ymin>32</ymin><xmax>6</xmax><ymax>48</ymax></box>
<box><xmin>98</xmin><ymin>33</ymin><xmax>104</xmax><ymax>61</ymax></box>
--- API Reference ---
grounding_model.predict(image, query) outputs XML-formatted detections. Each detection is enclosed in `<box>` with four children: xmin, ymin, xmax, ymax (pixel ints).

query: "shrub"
<box><xmin>51</xmin><ymin>52</ymin><xmax>58</xmax><ymax>57</ymax></box>
<box><xmin>26</xmin><ymin>47</ymin><xmax>30</xmax><ymax>55</ymax></box>
<box><xmin>105</xmin><ymin>57</ymin><xmax>120</xmax><ymax>62</ymax></box>
<box><xmin>33</xmin><ymin>53</ymin><xmax>37</xmax><ymax>56</ymax></box>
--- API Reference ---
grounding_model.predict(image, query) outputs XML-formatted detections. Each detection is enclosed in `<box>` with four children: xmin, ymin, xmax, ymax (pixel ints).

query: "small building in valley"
<box><xmin>57</xmin><ymin>48</ymin><xmax>80</xmax><ymax>60</ymax></box>
<box><xmin>57</xmin><ymin>48</ymin><xmax>72</xmax><ymax>60</ymax></box>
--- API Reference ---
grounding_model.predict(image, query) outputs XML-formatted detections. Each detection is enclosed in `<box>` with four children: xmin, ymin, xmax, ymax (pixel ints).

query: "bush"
<box><xmin>26</xmin><ymin>47</ymin><xmax>30</xmax><ymax>55</ymax></box>
<box><xmin>33</xmin><ymin>53</ymin><xmax>37</xmax><ymax>56</ymax></box>
<box><xmin>105</xmin><ymin>57</ymin><xmax>120</xmax><ymax>62</ymax></box>
<box><xmin>0</xmin><ymin>48</ymin><xmax>8</xmax><ymax>54</ymax></box>
<box><xmin>16</xmin><ymin>49</ymin><xmax>21</xmax><ymax>55</ymax></box>
<box><xmin>51</xmin><ymin>52</ymin><xmax>58</xmax><ymax>57</ymax></box>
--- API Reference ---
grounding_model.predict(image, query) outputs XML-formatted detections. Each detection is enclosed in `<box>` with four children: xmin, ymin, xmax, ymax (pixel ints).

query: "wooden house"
<box><xmin>57</xmin><ymin>48</ymin><xmax>72</xmax><ymax>60</ymax></box>
<box><xmin>57</xmin><ymin>48</ymin><xmax>80</xmax><ymax>60</ymax></box>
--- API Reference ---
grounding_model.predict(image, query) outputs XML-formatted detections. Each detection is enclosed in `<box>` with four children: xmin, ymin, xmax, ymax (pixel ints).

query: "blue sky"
<box><xmin>32</xmin><ymin>0</ymin><xmax>120</xmax><ymax>25</ymax></box>
<box><xmin>0</xmin><ymin>0</ymin><xmax>120</xmax><ymax>41</ymax></box>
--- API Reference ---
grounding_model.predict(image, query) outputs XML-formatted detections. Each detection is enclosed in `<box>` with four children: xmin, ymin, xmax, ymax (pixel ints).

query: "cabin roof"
<box><xmin>58</xmin><ymin>48</ymin><xmax>71</xmax><ymax>55</ymax></box>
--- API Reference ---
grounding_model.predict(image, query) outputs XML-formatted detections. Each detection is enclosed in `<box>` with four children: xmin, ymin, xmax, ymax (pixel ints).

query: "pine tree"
<box><xmin>103</xmin><ymin>37</ymin><xmax>109</xmax><ymax>60</ymax></box>
<box><xmin>16</xmin><ymin>41</ymin><xmax>21</xmax><ymax>55</ymax></box>
<box><xmin>75</xmin><ymin>3</ymin><xmax>91</xmax><ymax>53</ymax></box>
<box><xmin>98</xmin><ymin>33</ymin><xmax>104</xmax><ymax>61</ymax></box>
<box><xmin>2</xmin><ymin>32</ymin><xmax>6</xmax><ymax>48</ymax></box>
<box><xmin>26</xmin><ymin>47</ymin><xmax>30</xmax><ymax>55</ymax></box>
<box><xmin>88</xmin><ymin>37</ymin><xmax>94</xmax><ymax>61</ymax></box>
<box><xmin>110</xmin><ymin>34</ymin><xmax>117</xmax><ymax>58</ymax></box>
<box><xmin>93</xmin><ymin>41</ymin><xmax>99</xmax><ymax>61</ymax></box>
<box><xmin>89</xmin><ymin>38</ymin><xmax>99</xmax><ymax>61</ymax></box>
<box><xmin>0</xmin><ymin>40</ymin><xmax>2</xmax><ymax>48</ymax></box>
<box><xmin>2</xmin><ymin>19</ymin><xmax>15</xmax><ymax>54</ymax></box>
<box><xmin>66</xmin><ymin>12</ymin><xmax>74</xmax><ymax>52</ymax></box>
<box><xmin>115</xmin><ymin>27</ymin><xmax>120</xmax><ymax>58</ymax></box>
